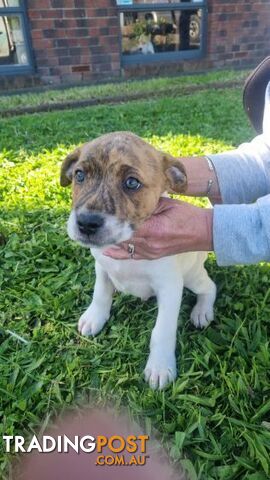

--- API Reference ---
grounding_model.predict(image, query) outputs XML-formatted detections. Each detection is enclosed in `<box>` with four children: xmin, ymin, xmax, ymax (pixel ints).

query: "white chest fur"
<box><xmin>91</xmin><ymin>248</ymin><xmax>206</xmax><ymax>300</ymax></box>
<box><xmin>91</xmin><ymin>247</ymin><xmax>157</xmax><ymax>299</ymax></box>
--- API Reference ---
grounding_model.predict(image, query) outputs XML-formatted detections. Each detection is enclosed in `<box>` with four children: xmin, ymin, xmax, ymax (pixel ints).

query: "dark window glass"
<box><xmin>120</xmin><ymin>8</ymin><xmax>202</xmax><ymax>56</ymax></box>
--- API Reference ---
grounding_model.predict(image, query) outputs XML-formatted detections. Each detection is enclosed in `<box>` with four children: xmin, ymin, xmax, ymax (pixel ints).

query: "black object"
<box><xmin>243</xmin><ymin>56</ymin><xmax>270</xmax><ymax>134</ymax></box>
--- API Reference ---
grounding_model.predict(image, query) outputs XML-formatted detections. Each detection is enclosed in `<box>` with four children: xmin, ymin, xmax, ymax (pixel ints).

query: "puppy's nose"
<box><xmin>77</xmin><ymin>212</ymin><xmax>104</xmax><ymax>235</ymax></box>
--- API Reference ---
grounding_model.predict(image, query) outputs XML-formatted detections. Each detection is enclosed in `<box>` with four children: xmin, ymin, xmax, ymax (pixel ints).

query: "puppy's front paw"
<box><xmin>78</xmin><ymin>304</ymin><xmax>109</xmax><ymax>337</ymax></box>
<box><xmin>144</xmin><ymin>350</ymin><xmax>176</xmax><ymax>390</ymax></box>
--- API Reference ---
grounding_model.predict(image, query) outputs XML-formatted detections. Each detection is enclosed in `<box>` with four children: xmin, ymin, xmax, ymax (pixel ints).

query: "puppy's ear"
<box><xmin>60</xmin><ymin>147</ymin><xmax>81</xmax><ymax>187</ymax></box>
<box><xmin>163</xmin><ymin>154</ymin><xmax>187</xmax><ymax>193</ymax></box>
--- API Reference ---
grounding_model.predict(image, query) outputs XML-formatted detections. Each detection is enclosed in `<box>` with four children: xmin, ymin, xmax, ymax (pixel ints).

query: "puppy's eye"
<box><xmin>75</xmin><ymin>170</ymin><xmax>85</xmax><ymax>183</ymax></box>
<box><xmin>124</xmin><ymin>177</ymin><xmax>142</xmax><ymax>191</ymax></box>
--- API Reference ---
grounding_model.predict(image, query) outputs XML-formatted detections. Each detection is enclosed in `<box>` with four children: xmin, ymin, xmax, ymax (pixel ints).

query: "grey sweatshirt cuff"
<box><xmin>207</xmin><ymin>138</ymin><xmax>270</xmax><ymax>204</ymax></box>
<box><xmin>213</xmin><ymin>199</ymin><xmax>270</xmax><ymax>266</ymax></box>
<box><xmin>208</xmin><ymin>82</ymin><xmax>270</xmax><ymax>205</ymax></box>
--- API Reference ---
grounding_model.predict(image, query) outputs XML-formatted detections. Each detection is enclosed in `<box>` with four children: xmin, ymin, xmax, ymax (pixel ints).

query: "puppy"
<box><xmin>61</xmin><ymin>132</ymin><xmax>216</xmax><ymax>389</ymax></box>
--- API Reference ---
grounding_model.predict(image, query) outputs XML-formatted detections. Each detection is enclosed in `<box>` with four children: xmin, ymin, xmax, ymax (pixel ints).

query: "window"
<box><xmin>117</xmin><ymin>1</ymin><xmax>207</xmax><ymax>65</ymax></box>
<box><xmin>0</xmin><ymin>0</ymin><xmax>34</xmax><ymax>74</ymax></box>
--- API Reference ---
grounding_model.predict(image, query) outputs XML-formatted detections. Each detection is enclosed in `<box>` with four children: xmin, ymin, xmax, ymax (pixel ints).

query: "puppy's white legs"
<box><xmin>186</xmin><ymin>267</ymin><xmax>216</xmax><ymax>329</ymax></box>
<box><xmin>144</xmin><ymin>281</ymin><xmax>183</xmax><ymax>390</ymax></box>
<box><xmin>78</xmin><ymin>262</ymin><xmax>114</xmax><ymax>336</ymax></box>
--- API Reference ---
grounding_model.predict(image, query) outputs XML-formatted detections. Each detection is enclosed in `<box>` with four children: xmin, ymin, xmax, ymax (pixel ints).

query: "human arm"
<box><xmin>183</xmin><ymin>81</ymin><xmax>270</xmax><ymax>205</ymax></box>
<box><xmin>105</xmin><ymin>83</ymin><xmax>270</xmax><ymax>265</ymax></box>
<box><xmin>180</xmin><ymin>135</ymin><xmax>270</xmax><ymax>205</ymax></box>
<box><xmin>103</xmin><ymin>194</ymin><xmax>270</xmax><ymax>265</ymax></box>
<box><xmin>104</xmin><ymin>146</ymin><xmax>270</xmax><ymax>265</ymax></box>
<box><xmin>104</xmin><ymin>197</ymin><xmax>213</xmax><ymax>260</ymax></box>
<box><xmin>104</xmin><ymin>145</ymin><xmax>270</xmax><ymax>264</ymax></box>
<box><xmin>213</xmin><ymin>194</ymin><xmax>270</xmax><ymax>265</ymax></box>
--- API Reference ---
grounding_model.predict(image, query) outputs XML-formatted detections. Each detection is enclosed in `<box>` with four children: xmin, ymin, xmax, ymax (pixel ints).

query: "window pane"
<box><xmin>0</xmin><ymin>15</ymin><xmax>29</xmax><ymax>66</ymax></box>
<box><xmin>0</xmin><ymin>0</ymin><xmax>20</xmax><ymax>6</ymax></box>
<box><xmin>121</xmin><ymin>9</ymin><xmax>202</xmax><ymax>56</ymax></box>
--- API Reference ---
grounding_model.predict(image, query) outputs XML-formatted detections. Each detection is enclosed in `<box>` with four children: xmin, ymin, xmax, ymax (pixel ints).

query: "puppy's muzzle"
<box><xmin>77</xmin><ymin>212</ymin><xmax>104</xmax><ymax>235</ymax></box>
<box><xmin>67</xmin><ymin>208</ymin><xmax>133</xmax><ymax>248</ymax></box>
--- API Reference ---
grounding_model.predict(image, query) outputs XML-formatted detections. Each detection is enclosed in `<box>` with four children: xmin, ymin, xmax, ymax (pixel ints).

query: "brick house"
<box><xmin>0</xmin><ymin>0</ymin><xmax>269</xmax><ymax>91</ymax></box>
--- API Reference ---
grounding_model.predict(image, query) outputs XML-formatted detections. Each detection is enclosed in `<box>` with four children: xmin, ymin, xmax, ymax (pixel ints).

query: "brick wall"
<box><xmin>1</xmin><ymin>0</ymin><xmax>269</xmax><ymax>90</ymax></box>
<box><xmin>27</xmin><ymin>0</ymin><xmax>120</xmax><ymax>85</ymax></box>
<box><xmin>207</xmin><ymin>0</ymin><xmax>270</xmax><ymax>68</ymax></box>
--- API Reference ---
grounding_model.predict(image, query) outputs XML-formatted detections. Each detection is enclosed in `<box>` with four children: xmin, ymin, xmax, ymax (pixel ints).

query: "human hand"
<box><xmin>103</xmin><ymin>197</ymin><xmax>213</xmax><ymax>260</ymax></box>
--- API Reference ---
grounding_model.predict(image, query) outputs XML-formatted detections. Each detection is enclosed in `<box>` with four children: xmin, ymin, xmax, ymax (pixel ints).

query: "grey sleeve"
<box><xmin>209</xmin><ymin>81</ymin><xmax>270</xmax><ymax>265</ymax></box>
<box><xmin>213</xmin><ymin>195</ymin><xmax>270</xmax><ymax>265</ymax></box>
<box><xmin>208</xmin><ymin>81</ymin><xmax>270</xmax><ymax>204</ymax></box>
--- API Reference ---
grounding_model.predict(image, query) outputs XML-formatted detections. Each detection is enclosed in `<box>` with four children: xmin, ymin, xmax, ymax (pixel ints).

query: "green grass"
<box><xmin>1</xmin><ymin>86</ymin><xmax>270</xmax><ymax>479</ymax></box>
<box><xmin>0</xmin><ymin>68</ymin><xmax>249</xmax><ymax>113</ymax></box>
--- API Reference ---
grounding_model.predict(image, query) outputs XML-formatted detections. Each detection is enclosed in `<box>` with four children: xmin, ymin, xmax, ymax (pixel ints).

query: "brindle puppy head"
<box><xmin>61</xmin><ymin>132</ymin><xmax>187</xmax><ymax>248</ymax></box>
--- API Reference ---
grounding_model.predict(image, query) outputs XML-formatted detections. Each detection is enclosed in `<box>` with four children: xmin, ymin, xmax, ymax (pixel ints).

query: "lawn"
<box><xmin>0</xmin><ymin>85</ymin><xmax>270</xmax><ymax>479</ymax></box>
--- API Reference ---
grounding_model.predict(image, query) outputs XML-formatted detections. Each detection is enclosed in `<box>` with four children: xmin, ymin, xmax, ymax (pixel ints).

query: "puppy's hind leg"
<box><xmin>79</xmin><ymin>262</ymin><xmax>114</xmax><ymax>336</ymax></box>
<box><xmin>186</xmin><ymin>267</ymin><xmax>216</xmax><ymax>329</ymax></box>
